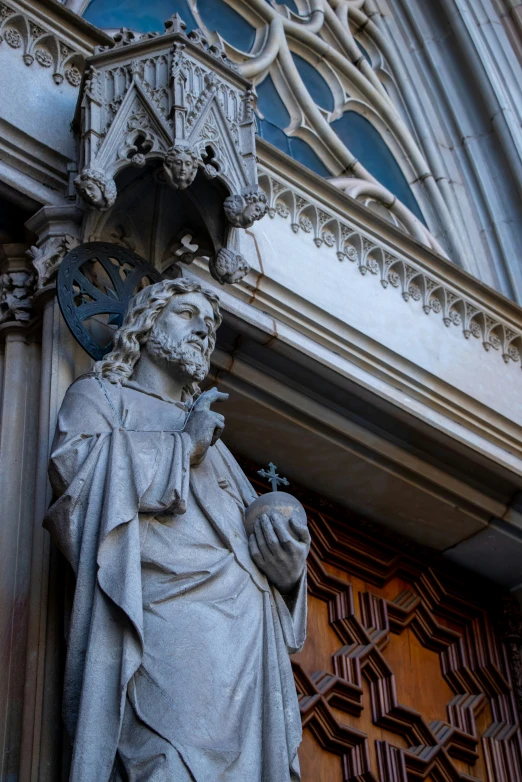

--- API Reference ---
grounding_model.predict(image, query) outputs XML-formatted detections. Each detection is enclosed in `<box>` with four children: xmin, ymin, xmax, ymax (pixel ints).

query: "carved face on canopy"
<box><xmin>163</xmin><ymin>146</ymin><xmax>199</xmax><ymax>190</ymax></box>
<box><xmin>244</xmin><ymin>200</ymin><xmax>266</xmax><ymax>224</ymax></box>
<box><xmin>223</xmin><ymin>187</ymin><xmax>268</xmax><ymax>228</ymax></box>
<box><xmin>74</xmin><ymin>168</ymin><xmax>117</xmax><ymax>211</ymax></box>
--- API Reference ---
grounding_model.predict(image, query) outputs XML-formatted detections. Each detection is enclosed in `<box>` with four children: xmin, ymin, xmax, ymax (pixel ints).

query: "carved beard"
<box><xmin>146</xmin><ymin>332</ymin><xmax>209</xmax><ymax>383</ymax></box>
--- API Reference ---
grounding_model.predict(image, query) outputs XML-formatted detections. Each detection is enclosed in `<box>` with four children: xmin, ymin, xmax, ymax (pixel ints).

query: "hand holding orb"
<box><xmin>245</xmin><ymin>464</ymin><xmax>309</xmax><ymax>594</ymax></box>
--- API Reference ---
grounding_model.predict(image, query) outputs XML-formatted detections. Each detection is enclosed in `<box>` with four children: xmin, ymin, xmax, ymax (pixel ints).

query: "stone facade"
<box><xmin>0</xmin><ymin>0</ymin><xmax>522</xmax><ymax>779</ymax></box>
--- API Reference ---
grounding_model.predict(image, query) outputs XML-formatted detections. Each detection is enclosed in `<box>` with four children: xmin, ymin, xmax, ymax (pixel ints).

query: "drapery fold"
<box><xmin>45</xmin><ymin>375</ymin><xmax>306</xmax><ymax>781</ymax></box>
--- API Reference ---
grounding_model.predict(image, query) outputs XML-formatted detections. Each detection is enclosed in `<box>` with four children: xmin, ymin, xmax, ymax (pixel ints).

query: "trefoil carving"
<box><xmin>0</xmin><ymin>1</ymin><xmax>83</xmax><ymax>85</ymax></box>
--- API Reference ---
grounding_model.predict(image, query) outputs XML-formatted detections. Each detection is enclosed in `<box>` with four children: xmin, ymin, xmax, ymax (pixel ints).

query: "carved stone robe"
<box><xmin>45</xmin><ymin>374</ymin><xmax>307</xmax><ymax>782</ymax></box>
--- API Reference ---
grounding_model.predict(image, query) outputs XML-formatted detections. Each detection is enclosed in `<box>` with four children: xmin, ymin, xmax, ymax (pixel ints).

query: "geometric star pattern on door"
<box><xmin>242</xmin><ymin>464</ymin><xmax>522</xmax><ymax>782</ymax></box>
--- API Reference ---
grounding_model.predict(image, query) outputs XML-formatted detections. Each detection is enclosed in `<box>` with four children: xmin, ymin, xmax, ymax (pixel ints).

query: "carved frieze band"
<box><xmin>0</xmin><ymin>2</ymin><xmax>83</xmax><ymax>85</ymax></box>
<box><xmin>259</xmin><ymin>171</ymin><xmax>522</xmax><ymax>371</ymax></box>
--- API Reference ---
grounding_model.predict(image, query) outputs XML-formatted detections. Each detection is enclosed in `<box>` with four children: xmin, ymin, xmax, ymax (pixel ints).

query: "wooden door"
<box><xmin>245</xmin><ymin>465</ymin><xmax>522</xmax><ymax>782</ymax></box>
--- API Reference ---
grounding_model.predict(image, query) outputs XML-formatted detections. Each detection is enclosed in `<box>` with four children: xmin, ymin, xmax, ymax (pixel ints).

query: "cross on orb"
<box><xmin>257</xmin><ymin>462</ymin><xmax>290</xmax><ymax>493</ymax></box>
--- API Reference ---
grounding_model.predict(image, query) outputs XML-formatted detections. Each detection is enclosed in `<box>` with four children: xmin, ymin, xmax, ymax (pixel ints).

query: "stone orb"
<box><xmin>244</xmin><ymin>491</ymin><xmax>307</xmax><ymax>538</ymax></box>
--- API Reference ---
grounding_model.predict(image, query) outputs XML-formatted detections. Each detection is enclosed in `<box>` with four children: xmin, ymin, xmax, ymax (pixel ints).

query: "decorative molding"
<box><xmin>259</xmin><ymin>170</ymin><xmax>522</xmax><ymax>372</ymax></box>
<box><xmin>328</xmin><ymin>175</ymin><xmax>447</xmax><ymax>257</ymax></box>
<box><xmin>0</xmin><ymin>1</ymin><xmax>84</xmax><ymax>85</ymax></box>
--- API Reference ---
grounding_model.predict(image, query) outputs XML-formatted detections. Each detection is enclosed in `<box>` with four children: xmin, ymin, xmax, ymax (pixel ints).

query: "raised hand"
<box><xmin>185</xmin><ymin>387</ymin><xmax>229</xmax><ymax>466</ymax></box>
<box><xmin>249</xmin><ymin>510</ymin><xmax>310</xmax><ymax>594</ymax></box>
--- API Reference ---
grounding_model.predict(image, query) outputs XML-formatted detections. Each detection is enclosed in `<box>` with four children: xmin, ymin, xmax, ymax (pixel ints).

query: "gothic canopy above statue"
<box><xmin>73</xmin><ymin>14</ymin><xmax>267</xmax><ymax>284</ymax></box>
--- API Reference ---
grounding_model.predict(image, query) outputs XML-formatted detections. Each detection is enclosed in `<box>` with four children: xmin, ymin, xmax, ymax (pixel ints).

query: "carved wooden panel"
<box><xmin>243</xmin><ymin>463</ymin><xmax>522</xmax><ymax>782</ymax></box>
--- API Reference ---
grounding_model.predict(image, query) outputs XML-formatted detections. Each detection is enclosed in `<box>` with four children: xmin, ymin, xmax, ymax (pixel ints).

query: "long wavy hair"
<box><xmin>93</xmin><ymin>278</ymin><xmax>222</xmax><ymax>399</ymax></box>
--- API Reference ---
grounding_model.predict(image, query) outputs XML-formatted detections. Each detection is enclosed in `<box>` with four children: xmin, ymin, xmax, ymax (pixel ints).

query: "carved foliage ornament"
<box><xmin>27</xmin><ymin>234</ymin><xmax>80</xmax><ymax>289</ymax></box>
<box><xmin>0</xmin><ymin>270</ymin><xmax>34</xmax><ymax>324</ymax></box>
<box><xmin>74</xmin><ymin>14</ymin><xmax>267</xmax><ymax>285</ymax></box>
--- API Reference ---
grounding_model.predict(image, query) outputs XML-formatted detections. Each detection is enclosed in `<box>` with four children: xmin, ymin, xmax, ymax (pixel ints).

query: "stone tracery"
<box><xmin>76</xmin><ymin>0</ymin><xmax>451</xmax><ymax>261</ymax></box>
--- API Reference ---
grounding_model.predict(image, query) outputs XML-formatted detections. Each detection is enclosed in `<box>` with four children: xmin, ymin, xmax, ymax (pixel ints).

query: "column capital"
<box><xmin>0</xmin><ymin>242</ymin><xmax>34</xmax><ymax>331</ymax></box>
<box><xmin>25</xmin><ymin>205</ymin><xmax>84</xmax><ymax>289</ymax></box>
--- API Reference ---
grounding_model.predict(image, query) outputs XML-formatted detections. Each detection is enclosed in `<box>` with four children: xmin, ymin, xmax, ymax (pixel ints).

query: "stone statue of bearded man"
<box><xmin>45</xmin><ymin>277</ymin><xmax>309</xmax><ymax>782</ymax></box>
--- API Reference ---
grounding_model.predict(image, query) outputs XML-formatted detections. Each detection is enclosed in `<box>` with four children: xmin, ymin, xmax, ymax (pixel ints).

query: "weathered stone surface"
<box><xmin>45</xmin><ymin>277</ymin><xmax>309</xmax><ymax>781</ymax></box>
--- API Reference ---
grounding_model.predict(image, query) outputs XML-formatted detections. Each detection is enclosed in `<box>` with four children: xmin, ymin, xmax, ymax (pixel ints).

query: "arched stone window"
<box><xmin>81</xmin><ymin>0</ymin><xmax>434</xmax><ymax>244</ymax></box>
<box><xmin>256</xmin><ymin>74</ymin><xmax>331</xmax><ymax>177</ymax></box>
<box><xmin>331</xmin><ymin>111</ymin><xmax>425</xmax><ymax>224</ymax></box>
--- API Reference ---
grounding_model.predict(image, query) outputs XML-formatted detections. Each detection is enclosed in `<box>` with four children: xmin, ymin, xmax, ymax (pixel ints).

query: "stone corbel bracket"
<box><xmin>74</xmin><ymin>14</ymin><xmax>267</xmax><ymax>284</ymax></box>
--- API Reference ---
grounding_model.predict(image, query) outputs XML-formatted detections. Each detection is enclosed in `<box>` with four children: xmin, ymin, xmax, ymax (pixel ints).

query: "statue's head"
<box><xmin>163</xmin><ymin>145</ymin><xmax>199</xmax><ymax>190</ymax></box>
<box><xmin>74</xmin><ymin>168</ymin><xmax>117</xmax><ymax>211</ymax></box>
<box><xmin>93</xmin><ymin>278</ymin><xmax>221</xmax><ymax>400</ymax></box>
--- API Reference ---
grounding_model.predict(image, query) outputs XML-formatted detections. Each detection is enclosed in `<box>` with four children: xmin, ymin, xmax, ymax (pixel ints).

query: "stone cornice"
<box><xmin>16</xmin><ymin>0</ymin><xmax>111</xmax><ymax>52</ymax></box>
<box><xmin>0</xmin><ymin>0</ymin><xmax>84</xmax><ymax>87</ymax></box>
<box><xmin>257</xmin><ymin>140</ymin><xmax>522</xmax><ymax>372</ymax></box>
<box><xmin>205</xmin><ymin>260</ymin><xmax>522</xmax><ymax>471</ymax></box>
<box><xmin>85</xmin><ymin>22</ymin><xmax>250</xmax><ymax>88</ymax></box>
<box><xmin>0</xmin><ymin>118</ymin><xmax>73</xmax><ymax>200</ymax></box>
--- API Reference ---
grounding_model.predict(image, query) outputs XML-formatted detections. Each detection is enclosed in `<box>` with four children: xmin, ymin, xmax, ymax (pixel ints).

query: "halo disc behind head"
<box><xmin>57</xmin><ymin>242</ymin><xmax>161</xmax><ymax>360</ymax></box>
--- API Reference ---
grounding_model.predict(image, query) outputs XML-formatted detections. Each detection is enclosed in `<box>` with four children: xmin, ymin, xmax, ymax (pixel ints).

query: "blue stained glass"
<box><xmin>257</xmin><ymin>120</ymin><xmax>330</xmax><ymax>177</ymax></box>
<box><xmin>256</xmin><ymin>75</ymin><xmax>329</xmax><ymax>176</ymax></box>
<box><xmin>263</xmin><ymin>0</ymin><xmax>300</xmax><ymax>12</ymax></box>
<box><xmin>280</xmin><ymin>0</ymin><xmax>300</xmax><ymax>12</ymax></box>
<box><xmin>256</xmin><ymin>75</ymin><xmax>291</xmax><ymax>129</ymax></box>
<box><xmin>288</xmin><ymin>136</ymin><xmax>330</xmax><ymax>176</ymax></box>
<box><xmin>83</xmin><ymin>0</ymin><xmax>197</xmax><ymax>32</ymax></box>
<box><xmin>292</xmin><ymin>53</ymin><xmax>334</xmax><ymax>112</ymax></box>
<box><xmin>197</xmin><ymin>0</ymin><xmax>256</xmax><ymax>52</ymax></box>
<box><xmin>331</xmin><ymin>111</ymin><xmax>425</xmax><ymax>224</ymax></box>
<box><xmin>257</xmin><ymin>119</ymin><xmax>290</xmax><ymax>153</ymax></box>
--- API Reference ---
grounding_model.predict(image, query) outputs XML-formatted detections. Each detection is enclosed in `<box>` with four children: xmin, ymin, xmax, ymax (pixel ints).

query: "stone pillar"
<box><xmin>15</xmin><ymin>206</ymin><xmax>86</xmax><ymax>782</ymax></box>
<box><xmin>0</xmin><ymin>244</ymin><xmax>41</xmax><ymax>782</ymax></box>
